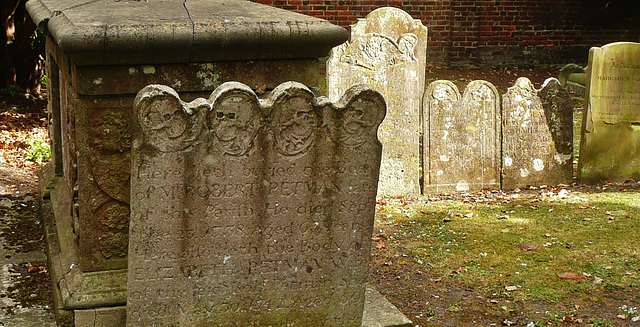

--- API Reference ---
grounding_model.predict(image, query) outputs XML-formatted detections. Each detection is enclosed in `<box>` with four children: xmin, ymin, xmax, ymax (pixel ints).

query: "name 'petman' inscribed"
<box><xmin>127</xmin><ymin>82</ymin><xmax>385</xmax><ymax>326</ymax></box>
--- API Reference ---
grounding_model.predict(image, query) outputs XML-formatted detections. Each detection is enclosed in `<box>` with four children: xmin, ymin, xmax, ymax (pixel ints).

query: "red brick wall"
<box><xmin>252</xmin><ymin>0</ymin><xmax>640</xmax><ymax>68</ymax></box>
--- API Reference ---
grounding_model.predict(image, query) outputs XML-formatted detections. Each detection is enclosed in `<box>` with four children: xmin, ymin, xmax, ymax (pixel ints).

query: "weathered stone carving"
<box><xmin>128</xmin><ymin>82</ymin><xmax>385</xmax><ymax>326</ymax></box>
<box><xmin>327</xmin><ymin>7</ymin><xmax>427</xmax><ymax>197</ymax></box>
<box><xmin>136</xmin><ymin>85</ymin><xmax>207</xmax><ymax>153</ymax></box>
<box><xmin>335</xmin><ymin>33</ymin><xmax>418</xmax><ymax>71</ymax></box>
<box><xmin>502</xmin><ymin>77</ymin><xmax>573</xmax><ymax>189</ymax></box>
<box><xmin>423</xmin><ymin>80</ymin><xmax>500</xmax><ymax>193</ymax></box>
<box><xmin>87</xmin><ymin>110</ymin><xmax>132</xmax><ymax>259</ymax></box>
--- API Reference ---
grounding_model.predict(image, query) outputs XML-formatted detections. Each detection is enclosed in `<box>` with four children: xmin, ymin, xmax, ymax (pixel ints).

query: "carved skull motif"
<box><xmin>274</xmin><ymin>97</ymin><xmax>317</xmax><ymax>155</ymax></box>
<box><xmin>208</xmin><ymin>93</ymin><xmax>259</xmax><ymax>156</ymax></box>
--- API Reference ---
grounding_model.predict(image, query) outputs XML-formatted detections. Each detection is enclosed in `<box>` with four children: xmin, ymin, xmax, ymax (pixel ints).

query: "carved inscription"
<box><xmin>326</xmin><ymin>7</ymin><xmax>427</xmax><ymax>197</ymax></box>
<box><xmin>423</xmin><ymin>80</ymin><xmax>500</xmax><ymax>193</ymax></box>
<box><xmin>579</xmin><ymin>42</ymin><xmax>640</xmax><ymax>183</ymax></box>
<box><xmin>128</xmin><ymin>82</ymin><xmax>385</xmax><ymax>326</ymax></box>
<box><xmin>502</xmin><ymin>78</ymin><xmax>573</xmax><ymax>189</ymax></box>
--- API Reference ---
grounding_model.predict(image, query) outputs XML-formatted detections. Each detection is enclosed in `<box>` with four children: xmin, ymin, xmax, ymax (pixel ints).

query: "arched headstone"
<box><xmin>128</xmin><ymin>82</ymin><xmax>386</xmax><ymax>326</ymax></box>
<box><xmin>327</xmin><ymin>7</ymin><xmax>427</xmax><ymax>197</ymax></box>
<box><xmin>423</xmin><ymin>80</ymin><xmax>500</xmax><ymax>193</ymax></box>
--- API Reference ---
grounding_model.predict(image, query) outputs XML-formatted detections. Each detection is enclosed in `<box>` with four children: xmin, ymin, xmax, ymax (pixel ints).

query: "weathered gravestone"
<box><xmin>128</xmin><ymin>82</ymin><xmax>386</xmax><ymax>326</ymax></box>
<box><xmin>502</xmin><ymin>77</ymin><xmax>573</xmax><ymax>189</ymax></box>
<box><xmin>579</xmin><ymin>42</ymin><xmax>640</xmax><ymax>183</ymax></box>
<box><xmin>423</xmin><ymin>80</ymin><xmax>500</xmax><ymax>193</ymax></box>
<box><xmin>27</xmin><ymin>0</ymin><xmax>348</xmax><ymax>323</ymax></box>
<box><xmin>327</xmin><ymin>7</ymin><xmax>428</xmax><ymax>197</ymax></box>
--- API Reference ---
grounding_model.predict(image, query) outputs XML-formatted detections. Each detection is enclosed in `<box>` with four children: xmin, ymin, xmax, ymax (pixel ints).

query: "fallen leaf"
<box><xmin>500</xmin><ymin>228</ymin><xmax>510</xmax><ymax>233</ymax></box>
<box><xmin>617</xmin><ymin>314</ymin><xmax>627</xmax><ymax>320</ymax></box>
<box><xmin>594</xmin><ymin>276</ymin><xmax>603</xmax><ymax>284</ymax></box>
<box><xmin>557</xmin><ymin>272</ymin><xmax>586</xmax><ymax>280</ymax></box>
<box><xmin>578</xmin><ymin>204</ymin><xmax>589</xmax><ymax>209</ymax></box>
<box><xmin>490</xmin><ymin>299</ymin><xmax>499</xmax><ymax>304</ymax></box>
<box><xmin>518</xmin><ymin>244</ymin><xmax>539</xmax><ymax>251</ymax></box>
<box><xmin>505</xmin><ymin>285</ymin><xmax>517</xmax><ymax>291</ymax></box>
<box><xmin>563</xmin><ymin>316</ymin><xmax>573</xmax><ymax>322</ymax></box>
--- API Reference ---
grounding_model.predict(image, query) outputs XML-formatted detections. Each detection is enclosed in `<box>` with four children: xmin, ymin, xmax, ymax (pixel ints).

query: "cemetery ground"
<box><xmin>0</xmin><ymin>67</ymin><xmax>638</xmax><ymax>326</ymax></box>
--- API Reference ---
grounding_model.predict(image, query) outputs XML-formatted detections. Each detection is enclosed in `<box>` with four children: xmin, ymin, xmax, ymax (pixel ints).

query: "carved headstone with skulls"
<box><xmin>127</xmin><ymin>82</ymin><xmax>386</xmax><ymax>326</ymax></box>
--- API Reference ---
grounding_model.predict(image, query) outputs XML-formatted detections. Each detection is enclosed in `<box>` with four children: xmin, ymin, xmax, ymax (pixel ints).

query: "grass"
<box><xmin>377</xmin><ymin>187</ymin><xmax>640</xmax><ymax>304</ymax></box>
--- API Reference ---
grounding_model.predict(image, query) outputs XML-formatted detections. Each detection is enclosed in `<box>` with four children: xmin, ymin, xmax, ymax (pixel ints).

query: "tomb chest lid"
<box><xmin>26</xmin><ymin>0</ymin><xmax>348</xmax><ymax>66</ymax></box>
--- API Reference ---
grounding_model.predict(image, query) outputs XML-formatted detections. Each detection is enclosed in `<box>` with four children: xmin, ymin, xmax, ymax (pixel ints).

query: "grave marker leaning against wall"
<box><xmin>423</xmin><ymin>80</ymin><xmax>500</xmax><ymax>193</ymax></box>
<box><xmin>327</xmin><ymin>7</ymin><xmax>427</xmax><ymax>197</ymax></box>
<box><xmin>579</xmin><ymin>42</ymin><xmax>640</xmax><ymax>183</ymax></box>
<box><xmin>502</xmin><ymin>77</ymin><xmax>573</xmax><ymax>189</ymax></box>
<box><xmin>128</xmin><ymin>82</ymin><xmax>386</xmax><ymax>326</ymax></box>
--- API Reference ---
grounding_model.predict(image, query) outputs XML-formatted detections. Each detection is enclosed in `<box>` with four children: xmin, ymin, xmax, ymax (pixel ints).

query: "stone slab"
<box><xmin>361</xmin><ymin>286</ymin><xmax>413</xmax><ymax>327</ymax></box>
<box><xmin>26</xmin><ymin>0</ymin><xmax>348</xmax><ymax>65</ymax></box>
<box><xmin>59</xmin><ymin>287</ymin><xmax>411</xmax><ymax>327</ymax></box>
<box><xmin>128</xmin><ymin>82</ymin><xmax>385</xmax><ymax>326</ymax></box>
<box><xmin>502</xmin><ymin>77</ymin><xmax>573</xmax><ymax>189</ymax></box>
<box><xmin>423</xmin><ymin>80</ymin><xmax>500</xmax><ymax>193</ymax></box>
<box><xmin>39</xmin><ymin>164</ymin><xmax>127</xmax><ymax>316</ymax></box>
<box><xmin>327</xmin><ymin>7</ymin><xmax>427</xmax><ymax>197</ymax></box>
<box><xmin>578</xmin><ymin>42</ymin><xmax>640</xmax><ymax>183</ymax></box>
<box><xmin>74</xmin><ymin>306</ymin><xmax>126</xmax><ymax>327</ymax></box>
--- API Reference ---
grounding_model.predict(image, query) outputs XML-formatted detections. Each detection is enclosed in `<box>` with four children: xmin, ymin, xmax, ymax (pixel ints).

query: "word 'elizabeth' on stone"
<box><xmin>128</xmin><ymin>81</ymin><xmax>386</xmax><ymax>326</ymax></box>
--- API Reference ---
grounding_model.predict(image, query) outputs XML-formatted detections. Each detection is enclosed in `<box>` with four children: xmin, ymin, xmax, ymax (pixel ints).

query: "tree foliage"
<box><xmin>1</xmin><ymin>0</ymin><xmax>45</xmax><ymax>99</ymax></box>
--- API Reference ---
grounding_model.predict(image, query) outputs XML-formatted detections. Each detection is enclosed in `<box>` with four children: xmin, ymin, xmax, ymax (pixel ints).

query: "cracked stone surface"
<box><xmin>26</xmin><ymin>0</ymin><xmax>348</xmax><ymax>65</ymax></box>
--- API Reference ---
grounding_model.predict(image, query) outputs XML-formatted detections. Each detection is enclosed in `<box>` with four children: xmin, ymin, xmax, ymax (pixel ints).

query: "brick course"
<box><xmin>253</xmin><ymin>0</ymin><xmax>640</xmax><ymax>67</ymax></box>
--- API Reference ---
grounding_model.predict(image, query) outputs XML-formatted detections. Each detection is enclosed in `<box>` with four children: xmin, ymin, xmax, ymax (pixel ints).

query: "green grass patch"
<box><xmin>377</xmin><ymin>188</ymin><xmax>640</xmax><ymax>303</ymax></box>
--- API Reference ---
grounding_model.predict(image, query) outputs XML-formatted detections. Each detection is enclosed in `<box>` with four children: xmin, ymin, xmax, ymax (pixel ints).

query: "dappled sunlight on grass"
<box><xmin>376</xmin><ymin>186</ymin><xmax>640</xmax><ymax>304</ymax></box>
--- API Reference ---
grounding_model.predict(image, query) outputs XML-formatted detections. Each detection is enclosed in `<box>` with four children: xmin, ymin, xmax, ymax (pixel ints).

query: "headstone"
<box><xmin>423</xmin><ymin>80</ymin><xmax>500</xmax><ymax>193</ymax></box>
<box><xmin>327</xmin><ymin>7</ymin><xmax>428</xmax><ymax>197</ymax></box>
<box><xmin>578</xmin><ymin>42</ymin><xmax>640</xmax><ymax>183</ymax></box>
<box><xmin>502</xmin><ymin>77</ymin><xmax>573</xmax><ymax>189</ymax></box>
<box><xmin>128</xmin><ymin>82</ymin><xmax>386</xmax><ymax>326</ymax></box>
<box><xmin>28</xmin><ymin>0</ymin><xmax>348</xmax><ymax>322</ymax></box>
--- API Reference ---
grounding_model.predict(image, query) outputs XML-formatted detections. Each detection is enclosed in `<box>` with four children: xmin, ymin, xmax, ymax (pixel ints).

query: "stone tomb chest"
<box><xmin>26</xmin><ymin>0</ymin><xmax>347</xmax><ymax>324</ymax></box>
<box><xmin>128</xmin><ymin>82</ymin><xmax>386</xmax><ymax>326</ymax></box>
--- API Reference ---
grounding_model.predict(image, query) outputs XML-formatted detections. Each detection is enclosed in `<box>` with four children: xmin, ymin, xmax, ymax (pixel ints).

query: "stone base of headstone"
<box><xmin>59</xmin><ymin>291</ymin><xmax>412</xmax><ymax>327</ymax></box>
<box><xmin>39</xmin><ymin>163</ymin><xmax>126</xmax><ymax>327</ymax></box>
<box><xmin>40</xmin><ymin>163</ymin><xmax>412</xmax><ymax>327</ymax></box>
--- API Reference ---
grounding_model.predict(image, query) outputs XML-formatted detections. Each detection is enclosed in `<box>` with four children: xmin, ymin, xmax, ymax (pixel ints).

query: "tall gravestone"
<box><xmin>327</xmin><ymin>7</ymin><xmax>427</xmax><ymax>197</ymax></box>
<box><xmin>128</xmin><ymin>82</ymin><xmax>386</xmax><ymax>326</ymax></box>
<box><xmin>579</xmin><ymin>42</ymin><xmax>640</xmax><ymax>183</ymax></box>
<box><xmin>502</xmin><ymin>77</ymin><xmax>573</xmax><ymax>189</ymax></box>
<box><xmin>423</xmin><ymin>80</ymin><xmax>500</xmax><ymax>193</ymax></box>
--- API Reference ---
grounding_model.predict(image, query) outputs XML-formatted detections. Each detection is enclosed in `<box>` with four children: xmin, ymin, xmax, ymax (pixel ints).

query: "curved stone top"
<box><xmin>26</xmin><ymin>0</ymin><xmax>348</xmax><ymax>66</ymax></box>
